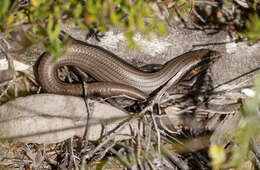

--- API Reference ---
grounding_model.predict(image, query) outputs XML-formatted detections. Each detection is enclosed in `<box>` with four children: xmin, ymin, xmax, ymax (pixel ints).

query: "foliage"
<box><xmin>209</xmin><ymin>144</ymin><xmax>226</xmax><ymax>170</ymax></box>
<box><xmin>239</xmin><ymin>2</ymin><xmax>260</xmax><ymax>43</ymax></box>
<box><xmin>240</xmin><ymin>14</ymin><xmax>260</xmax><ymax>43</ymax></box>
<box><xmin>0</xmin><ymin>0</ymin><xmax>170</xmax><ymax>56</ymax></box>
<box><xmin>160</xmin><ymin>0</ymin><xmax>193</xmax><ymax>22</ymax></box>
<box><xmin>210</xmin><ymin>74</ymin><xmax>260</xmax><ymax>169</ymax></box>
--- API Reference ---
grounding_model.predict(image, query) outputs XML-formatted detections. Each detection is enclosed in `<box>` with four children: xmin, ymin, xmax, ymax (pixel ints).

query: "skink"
<box><xmin>36</xmin><ymin>37</ymin><xmax>220</xmax><ymax>100</ymax></box>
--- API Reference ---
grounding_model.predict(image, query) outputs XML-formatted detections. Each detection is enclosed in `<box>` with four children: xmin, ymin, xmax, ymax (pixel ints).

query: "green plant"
<box><xmin>161</xmin><ymin>0</ymin><xmax>193</xmax><ymax>22</ymax></box>
<box><xmin>210</xmin><ymin>74</ymin><xmax>260</xmax><ymax>169</ymax></box>
<box><xmin>240</xmin><ymin>14</ymin><xmax>260</xmax><ymax>43</ymax></box>
<box><xmin>239</xmin><ymin>2</ymin><xmax>260</xmax><ymax>43</ymax></box>
<box><xmin>0</xmin><ymin>0</ymin><xmax>168</xmax><ymax>56</ymax></box>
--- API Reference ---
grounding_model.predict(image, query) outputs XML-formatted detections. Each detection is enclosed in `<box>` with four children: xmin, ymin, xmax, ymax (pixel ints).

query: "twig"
<box><xmin>84</xmin><ymin>135</ymin><xmax>114</xmax><ymax>160</ymax></box>
<box><xmin>146</xmin><ymin>158</ymin><xmax>157</xmax><ymax>170</ymax></box>
<box><xmin>83</xmin><ymin>109</ymin><xmax>145</xmax><ymax>161</ymax></box>
<box><xmin>70</xmin><ymin>138</ymin><xmax>78</xmax><ymax>168</ymax></box>
<box><xmin>192</xmin><ymin>40</ymin><xmax>237</xmax><ymax>48</ymax></box>
<box><xmin>109</xmin><ymin>148</ymin><xmax>131</xmax><ymax>168</ymax></box>
<box><xmin>82</xmin><ymin>81</ymin><xmax>91</xmax><ymax>142</ymax></box>
<box><xmin>162</xmin><ymin>147</ymin><xmax>189</xmax><ymax>170</ymax></box>
<box><xmin>0</xmin><ymin>39</ymin><xmax>16</xmax><ymax>99</ymax></box>
<box><xmin>150</xmin><ymin>106</ymin><xmax>161</xmax><ymax>153</ymax></box>
<box><xmin>196</xmin><ymin>108</ymin><xmax>231</xmax><ymax>115</ymax></box>
<box><xmin>194</xmin><ymin>0</ymin><xmax>218</xmax><ymax>7</ymax></box>
<box><xmin>136</xmin><ymin>129</ymin><xmax>144</xmax><ymax>170</ymax></box>
<box><xmin>213</xmin><ymin>67</ymin><xmax>260</xmax><ymax>92</ymax></box>
<box><xmin>83</xmin><ymin>116</ymin><xmax>133</xmax><ymax>160</ymax></box>
<box><xmin>71</xmin><ymin>67</ymin><xmax>92</xmax><ymax>143</ymax></box>
<box><xmin>95</xmin><ymin>141</ymin><xmax>116</xmax><ymax>161</ymax></box>
<box><xmin>192</xmin><ymin>7</ymin><xmax>206</xmax><ymax>23</ymax></box>
<box><xmin>145</xmin><ymin>122</ymin><xmax>152</xmax><ymax>152</ymax></box>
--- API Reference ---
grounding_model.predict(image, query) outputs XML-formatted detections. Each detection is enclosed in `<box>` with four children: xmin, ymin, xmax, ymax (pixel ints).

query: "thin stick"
<box><xmin>0</xmin><ymin>39</ymin><xmax>16</xmax><ymax>99</ymax></box>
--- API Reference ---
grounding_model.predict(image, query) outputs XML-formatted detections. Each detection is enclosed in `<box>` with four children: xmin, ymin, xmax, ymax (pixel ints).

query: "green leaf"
<box><xmin>110</xmin><ymin>10</ymin><xmax>119</xmax><ymax>24</ymax></box>
<box><xmin>168</xmin><ymin>10</ymin><xmax>174</xmax><ymax>22</ymax></box>
<box><xmin>158</xmin><ymin>23</ymin><xmax>167</xmax><ymax>35</ymax></box>
<box><xmin>239</xmin><ymin>14</ymin><xmax>260</xmax><ymax>43</ymax></box>
<box><xmin>0</xmin><ymin>0</ymin><xmax>10</xmax><ymax>17</ymax></box>
<box><xmin>52</xmin><ymin>40</ymin><xmax>62</xmax><ymax>57</ymax></box>
<box><xmin>47</xmin><ymin>14</ymin><xmax>54</xmax><ymax>41</ymax></box>
<box><xmin>167</xmin><ymin>2</ymin><xmax>176</xmax><ymax>9</ymax></box>
<box><xmin>63</xmin><ymin>2</ymin><xmax>71</xmax><ymax>10</ymax></box>
<box><xmin>136</xmin><ymin>0</ymin><xmax>143</xmax><ymax>9</ymax></box>
<box><xmin>53</xmin><ymin>23</ymin><xmax>61</xmax><ymax>39</ymax></box>
<box><xmin>78</xmin><ymin>22</ymin><xmax>89</xmax><ymax>32</ymax></box>
<box><xmin>176</xmin><ymin>0</ymin><xmax>187</xmax><ymax>6</ymax></box>
<box><xmin>87</xmin><ymin>0</ymin><xmax>99</xmax><ymax>14</ymax></box>
<box><xmin>54</xmin><ymin>6</ymin><xmax>61</xmax><ymax>18</ymax></box>
<box><xmin>137</xmin><ymin>15</ymin><xmax>145</xmax><ymax>31</ymax></box>
<box><xmin>209</xmin><ymin>144</ymin><xmax>226</xmax><ymax>167</ymax></box>
<box><xmin>73</xmin><ymin>3</ymin><xmax>83</xmax><ymax>18</ymax></box>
